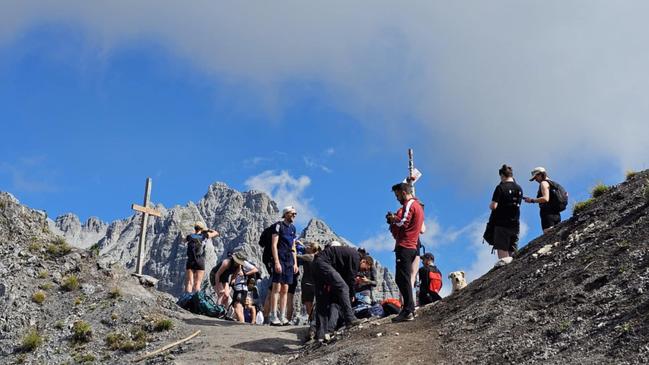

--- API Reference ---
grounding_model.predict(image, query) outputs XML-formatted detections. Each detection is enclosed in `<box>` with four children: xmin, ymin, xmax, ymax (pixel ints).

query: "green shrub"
<box><xmin>105</xmin><ymin>332</ymin><xmax>125</xmax><ymax>350</ymax></box>
<box><xmin>32</xmin><ymin>290</ymin><xmax>46</xmax><ymax>305</ymax></box>
<box><xmin>61</xmin><ymin>275</ymin><xmax>79</xmax><ymax>291</ymax></box>
<box><xmin>591</xmin><ymin>183</ymin><xmax>609</xmax><ymax>198</ymax></box>
<box><xmin>105</xmin><ymin>331</ymin><xmax>146</xmax><ymax>352</ymax></box>
<box><xmin>72</xmin><ymin>321</ymin><xmax>92</xmax><ymax>343</ymax></box>
<box><xmin>108</xmin><ymin>287</ymin><xmax>122</xmax><ymax>299</ymax></box>
<box><xmin>39</xmin><ymin>282</ymin><xmax>53</xmax><ymax>291</ymax></box>
<box><xmin>74</xmin><ymin>296</ymin><xmax>84</xmax><ymax>306</ymax></box>
<box><xmin>153</xmin><ymin>318</ymin><xmax>173</xmax><ymax>332</ymax></box>
<box><xmin>626</xmin><ymin>170</ymin><xmax>638</xmax><ymax>180</ymax></box>
<box><xmin>74</xmin><ymin>353</ymin><xmax>96</xmax><ymax>363</ymax></box>
<box><xmin>573</xmin><ymin>199</ymin><xmax>593</xmax><ymax>215</ymax></box>
<box><xmin>89</xmin><ymin>243</ymin><xmax>100</xmax><ymax>257</ymax></box>
<box><xmin>47</xmin><ymin>237</ymin><xmax>71</xmax><ymax>257</ymax></box>
<box><xmin>37</xmin><ymin>270</ymin><xmax>49</xmax><ymax>279</ymax></box>
<box><xmin>21</xmin><ymin>328</ymin><xmax>43</xmax><ymax>351</ymax></box>
<box><xmin>54</xmin><ymin>321</ymin><xmax>65</xmax><ymax>330</ymax></box>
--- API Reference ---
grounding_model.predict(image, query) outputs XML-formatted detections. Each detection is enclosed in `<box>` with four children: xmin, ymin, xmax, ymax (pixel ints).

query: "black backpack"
<box><xmin>188</xmin><ymin>234</ymin><xmax>206</xmax><ymax>259</ymax></box>
<box><xmin>547</xmin><ymin>180</ymin><xmax>569</xmax><ymax>213</ymax></box>
<box><xmin>258</xmin><ymin>222</ymin><xmax>280</xmax><ymax>265</ymax></box>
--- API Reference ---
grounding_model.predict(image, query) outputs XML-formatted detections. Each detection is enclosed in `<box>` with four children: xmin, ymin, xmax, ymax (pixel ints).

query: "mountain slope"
<box><xmin>294</xmin><ymin>171</ymin><xmax>649</xmax><ymax>365</ymax></box>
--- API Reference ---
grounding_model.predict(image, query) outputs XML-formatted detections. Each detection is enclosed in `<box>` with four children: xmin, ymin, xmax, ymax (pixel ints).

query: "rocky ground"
<box><xmin>291</xmin><ymin>171</ymin><xmax>649</xmax><ymax>365</ymax></box>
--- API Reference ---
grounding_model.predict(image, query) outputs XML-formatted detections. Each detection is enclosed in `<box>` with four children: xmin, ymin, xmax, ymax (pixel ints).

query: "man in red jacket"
<box><xmin>387</xmin><ymin>182</ymin><xmax>425</xmax><ymax>322</ymax></box>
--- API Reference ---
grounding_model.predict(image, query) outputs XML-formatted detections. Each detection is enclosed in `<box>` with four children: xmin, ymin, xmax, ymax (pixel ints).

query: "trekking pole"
<box><xmin>408</xmin><ymin>148</ymin><xmax>415</xmax><ymax>196</ymax></box>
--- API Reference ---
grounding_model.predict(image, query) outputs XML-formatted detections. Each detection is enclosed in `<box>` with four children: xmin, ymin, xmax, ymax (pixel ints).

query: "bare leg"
<box><xmin>286</xmin><ymin>293</ymin><xmax>295</xmax><ymax>321</ymax></box>
<box><xmin>184</xmin><ymin>269</ymin><xmax>194</xmax><ymax>293</ymax></box>
<box><xmin>410</xmin><ymin>255</ymin><xmax>421</xmax><ymax>289</ymax></box>
<box><xmin>233</xmin><ymin>302</ymin><xmax>244</xmax><ymax>322</ymax></box>
<box><xmin>250</xmin><ymin>306</ymin><xmax>257</xmax><ymax>324</ymax></box>
<box><xmin>270</xmin><ymin>282</ymin><xmax>281</xmax><ymax>319</ymax></box>
<box><xmin>263</xmin><ymin>291</ymin><xmax>272</xmax><ymax>319</ymax></box>
<box><xmin>497</xmin><ymin>249</ymin><xmax>510</xmax><ymax>259</ymax></box>
<box><xmin>193</xmin><ymin>270</ymin><xmax>205</xmax><ymax>293</ymax></box>
<box><xmin>305</xmin><ymin>301</ymin><xmax>313</xmax><ymax>321</ymax></box>
<box><xmin>279</xmin><ymin>284</ymin><xmax>289</xmax><ymax>320</ymax></box>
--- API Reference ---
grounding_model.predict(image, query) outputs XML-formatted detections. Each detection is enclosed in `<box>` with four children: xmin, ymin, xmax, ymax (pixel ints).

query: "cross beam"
<box><xmin>132</xmin><ymin>178</ymin><xmax>162</xmax><ymax>275</ymax></box>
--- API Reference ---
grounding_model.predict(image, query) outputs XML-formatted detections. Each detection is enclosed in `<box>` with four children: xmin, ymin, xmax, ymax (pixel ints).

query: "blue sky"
<box><xmin>1</xmin><ymin>2</ymin><xmax>648</xmax><ymax>295</ymax></box>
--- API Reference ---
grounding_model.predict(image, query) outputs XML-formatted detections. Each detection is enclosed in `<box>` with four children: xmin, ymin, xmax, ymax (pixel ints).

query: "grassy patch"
<box><xmin>61</xmin><ymin>275</ymin><xmax>79</xmax><ymax>291</ymax></box>
<box><xmin>21</xmin><ymin>328</ymin><xmax>43</xmax><ymax>352</ymax></box>
<box><xmin>625</xmin><ymin>170</ymin><xmax>637</xmax><ymax>180</ymax></box>
<box><xmin>37</xmin><ymin>270</ymin><xmax>49</xmax><ymax>279</ymax></box>
<box><xmin>31</xmin><ymin>290</ymin><xmax>46</xmax><ymax>305</ymax></box>
<box><xmin>73</xmin><ymin>352</ymin><xmax>96</xmax><ymax>363</ymax></box>
<box><xmin>72</xmin><ymin>321</ymin><xmax>92</xmax><ymax>343</ymax></box>
<box><xmin>54</xmin><ymin>321</ymin><xmax>65</xmax><ymax>330</ymax></box>
<box><xmin>153</xmin><ymin>318</ymin><xmax>174</xmax><ymax>332</ymax></box>
<box><xmin>47</xmin><ymin>237</ymin><xmax>72</xmax><ymax>257</ymax></box>
<box><xmin>39</xmin><ymin>282</ymin><xmax>53</xmax><ymax>291</ymax></box>
<box><xmin>28</xmin><ymin>241</ymin><xmax>41</xmax><ymax>253</ymax></box>
<box><xmin>573</xmin><ymin>199</ymin><xmax>593</xmax><ymax>215</ymax></box>
<box><xmin>558</xmin><ymin>319</ymin><xmax>571</xmax><ymax>333</ymax></box>
<box><xmin>108</xmin><ymin>287</ymin><xmax>122</xmax><ymax>299</ymax></box>
<box><xmin>591</xmin><ymin>183</ymin><xmax>609</xmax><ymax>198</ymax></box>
<box><xmin>74</xmin><ymin>296</ymin><xmax>84</xmax><ymax>306</ymax></box>
<box><xmin>105</xmin><ymin>329</ymin><xmax>147</xmax><ymax>352</ymax></box>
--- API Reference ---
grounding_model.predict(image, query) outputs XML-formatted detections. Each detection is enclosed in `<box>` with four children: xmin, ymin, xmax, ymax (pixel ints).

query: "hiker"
<box><xmin>183</xmin><ymin>222</ymin><xmax>219</xmax><ymax>293</ymax></box>
<box><xmin>488</xmin><ymin>164</ymin><xmax>523</xmax><ymax>267</ymax></box>
<box><xmin>525</xmin><ymin>167</ymin><xmax>564</xmax><ymax>233</ymax></box>
<box><xmin>386</xmin><ymin>182</ymin><xmax>425</xmax><ymax>322</ymax></box>
<box><xmin>210</xmin><ymin>251</ymin><xmax>258</xmax><ymax>306</ymax></box>
<box><xmin>243</xmin><ymin>296</ymin><xmax>257</xmax><ymax>324</ymax></box>
<box><xmin>313</xmin><ymin>244</ymin><xmax>373</xmax><ymax>340</ymax></box>
<box><xmin>297</xmin><ymin>242</ymin><xmax>321</xmax><ymax>320</ymax></box>
<box><xmin>268</xmin><ymin>206</ymin><xmax>299</xmax><ymax>326</ymax></box>
<box><xmin>354</xmin><ymin>247</ymin><xmax>377</xmax><ymax>304</ymax></box>
<box><xmin>417</xmin><ymin>252</ymin><xmax>442</xmax><ymax>305</ymax></box>
<box><xmin>230</xmin><ymin>260</ymin><xmax>254</xmax><ymax>322</ymax></box>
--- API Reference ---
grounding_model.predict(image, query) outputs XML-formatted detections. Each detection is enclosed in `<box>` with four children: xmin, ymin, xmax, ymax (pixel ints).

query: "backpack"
<box><xmin>258</xmin><ymin>222</ymin><xmax>280</xmax><ymax>265</ymax></box>
<box><xmin>419</xmin><ymin>265</ymin><xmax>443</xmax><ymax>296</ymax></box>
<box><xmin>381</xmin><ymin>298</ymin><xmax>402</xmax><ymax>316</ymax></box>
<box><xmin>188</xmin><ymin>233</ymin><xmax>206</xmax><ymax>259</ymax></box>
<box><xmin>546</xmin><ymin>180</ymin><xmax>569</xmax><ymax>213</ymax></box>
<box><xmin>190</xmin><ymin>291</ymin><xmax>226</xmax><ymax>318</ymax></box>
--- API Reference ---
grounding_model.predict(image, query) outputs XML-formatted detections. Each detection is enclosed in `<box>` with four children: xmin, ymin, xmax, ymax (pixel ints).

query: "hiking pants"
<box><xmin>313</xmin><ymin>260</ymin><xmax>356</xmax><ymax>333</ymax></box>
<box><xmin>395</xmin><ymin>246</ymin><xmax>418</xmax><ymax>314</ymax></box>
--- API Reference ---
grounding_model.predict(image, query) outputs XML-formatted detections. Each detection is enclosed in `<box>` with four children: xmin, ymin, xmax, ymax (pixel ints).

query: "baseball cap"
<box><xmin>529</xmin><ymin>167</ymin><xmax>547</xmax><ymax>181</ymax></box>
<box><xmin>327</xmin><ymin>240</ymin><xmax>342</xmax><ymax>248</ymax></box>
<box><xmin>421</xmin><ymin>252</ymin><xmax>434</xmax><ymax>261</ymax></box>
<box><xmin>282</xmin><ymin>206</ymin><xmax>297</xmax><ymax>217</ymax></box>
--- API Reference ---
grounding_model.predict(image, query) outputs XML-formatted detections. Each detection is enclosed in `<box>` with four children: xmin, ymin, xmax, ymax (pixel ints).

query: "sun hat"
<box><xmin>194</xmin><ymin>221</ymin><xmax>206</xmax><ymax>231</ymax></box>
<box><xmin>231</xmin><ymin>251</ymin><xmax>247</xmax><ymax>265</ymax></box>
<box><xmin>529</xmin><ymin>167</ymin><xmax>547</xmax><ymax>181</ymax></box>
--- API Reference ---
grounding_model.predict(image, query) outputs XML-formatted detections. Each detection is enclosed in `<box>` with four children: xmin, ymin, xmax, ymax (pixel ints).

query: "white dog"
<box><xmin>448</xmin><ymin>271</ymin><xmax>467</xmax><ymax>293</ymax></box>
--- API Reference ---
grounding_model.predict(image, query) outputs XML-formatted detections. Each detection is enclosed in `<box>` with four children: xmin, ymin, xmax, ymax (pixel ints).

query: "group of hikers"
<box><xmin>179</xmin><ymin>164</ymin><xmax>567</xmax><ymax>340</ymax></box>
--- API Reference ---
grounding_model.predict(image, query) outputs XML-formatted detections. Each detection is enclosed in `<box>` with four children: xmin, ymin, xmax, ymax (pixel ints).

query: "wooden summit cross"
<box><xmin>132</xmin><ymin>177</ymin><xmax>162</xmax><ymax>276</ymax></box>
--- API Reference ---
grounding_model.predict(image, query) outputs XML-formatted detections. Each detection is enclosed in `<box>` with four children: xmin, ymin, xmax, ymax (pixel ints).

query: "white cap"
<box><xmin>529</xmin><ymin>167</ymin><xmax>547</xmax><ymax>181</ymax></box>
<box><xmin>282</xmin><ymin>206</ymin><xmax>297</xmax><ymax>217</ymax></box>
<box><xmin>328</xmin><ymin>240</ymin><xmax>342</xmax><ymax>247</ymax></box>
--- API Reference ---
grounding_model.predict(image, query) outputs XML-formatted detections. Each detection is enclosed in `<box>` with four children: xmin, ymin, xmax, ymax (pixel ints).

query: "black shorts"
<box><xmin>301</xmin><ymin>284</ymin><xmax>315</xmax><ymax>303</ymax></box>
<box><xmin>233</xmin><ymin>290</ymin><xmax>248</xmax><ymax>304</ymax></box>
<box><xmin>209</xmin><ymin>262</ymin><xmax>231</xmax><ymax>287</ymax></box>
<box><xmin>186</xmin><ymin>256</ymin><xmax>205</xmax><ymax>271</ymax></box>
<box><xmin>541</xmin><ymin>214</ymin><xmax>561</xmax><ymax>230</ymax></box>
<box><xmin>492</xmin><ymin>226</ymin><xmax>518</xmax><ymax>252</ymax></box>
<box><xmin>288</xmin><ymin>272</ymin><xmax>300</xmax><ymax>294</ymax></box>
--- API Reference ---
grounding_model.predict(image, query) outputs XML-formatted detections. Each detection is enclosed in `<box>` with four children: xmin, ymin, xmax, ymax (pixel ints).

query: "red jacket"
<box><xmin>390</xmin><ymin>198</ymin><xmax>424</xmax><ymax>250</ymax></box>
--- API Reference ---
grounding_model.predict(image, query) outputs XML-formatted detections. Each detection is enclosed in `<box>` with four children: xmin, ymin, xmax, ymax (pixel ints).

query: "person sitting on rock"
<box><xmin>230</xmin><ymin>262</ymin><xmax>251</xmax><ymax>322</ymax></box>
<box><xmin>354</xmin><ymin>247</ymin><xmax>377</xmax><ymax>305</ymax></box>
<box><xmin>183</xmin><ymin>222</ymin><xmax>219</xmax><ymax>293</ymax></box>
<box><xmin>210</xmin><ymin>251</ymin><xmax>258</xmax><ymax>306</ymax></box>
<box><xmin>243</xmin><ymin>296</ymin><xmax>257</xmax><ymax>324</ymax></box>
<box><xmin>417</xmin><ymin>252</ymin><xmax>443</xmax><ymax>305</ymax></box>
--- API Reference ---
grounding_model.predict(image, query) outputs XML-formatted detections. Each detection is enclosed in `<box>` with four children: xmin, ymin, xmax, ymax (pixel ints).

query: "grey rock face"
<box><xmin>52</xmin><ymin>182</ymin><xmax>399</xmax><ymax>300</ymax></box>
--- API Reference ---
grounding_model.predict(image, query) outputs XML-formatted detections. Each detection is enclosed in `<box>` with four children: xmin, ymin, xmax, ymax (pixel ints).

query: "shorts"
<box><xmin>186</xmin><ymin>256</ymin><xmax>205</xmax><ymax>271</ymax></box>
<box><xmin>271</xmin><ymin>260</ymin><xmax>294</xmax><ymax>285</ymax></box>
<box><xmin>492</xmin><ymin>226</ymin><xmax>518</xmax><ymax>252</ymax></box>
<box><xmin>301</xmin><ymin>283</ymin><xmax>315</xmax><ymax>303</ymax></box>
<box><xmin>233</xmin><ymin>290</ymin><xmax>248</xmax><ymax>304</ymax></box>
<box><xmin>209</xmin><ymin>262</ymin><xmax>230</xmax><ymax>287</ymax></box>
<box><xmin>541</xmin><ymin>213</ymin><xmax>561</xmax><ymax>230</ymax></box>
<box><xmin>288</xmin><ymin>272</ymin><xmax>300</xmax><ymax>294</ymax></box>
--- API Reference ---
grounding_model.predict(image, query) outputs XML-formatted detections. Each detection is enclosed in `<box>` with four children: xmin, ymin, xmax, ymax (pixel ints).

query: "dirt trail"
<box><xmin>170</xmin><ymin>313</ymin><xmax>306</xmax><ymax>365</ymax></box>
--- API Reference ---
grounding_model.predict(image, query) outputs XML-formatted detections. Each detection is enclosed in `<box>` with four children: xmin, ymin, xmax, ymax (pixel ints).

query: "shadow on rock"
<box><xmin>232</xmin><ymin>337</ymin><xmax>302</xmax><ymax>354</ymax></box>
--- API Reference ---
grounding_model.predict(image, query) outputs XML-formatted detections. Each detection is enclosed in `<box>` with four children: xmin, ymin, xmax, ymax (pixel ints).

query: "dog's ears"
<box><xmin>448</xmin><ymin>273</ymin><xmax>453</xmax><ymax>279</ymax></box>
<box><xmin>460</xmin><ymin>271</ymin><xmax>465</xmax><ymax>278</ymax></box>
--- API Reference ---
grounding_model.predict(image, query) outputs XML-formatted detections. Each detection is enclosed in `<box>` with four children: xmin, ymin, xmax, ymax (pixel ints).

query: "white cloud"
<box><xmin>244</xmin><ymin>170</ymin><xmax>314</xmax><ymax>225</ymax></box>
<box><xmin>303</xmin><ymin>156</ymin><xmax>332</xmax><ymax>174</ymax></box>
<box><xmin>2</xmin><ymin>2</ymin><xmax>649</xmax><ymax>180</ymax></box>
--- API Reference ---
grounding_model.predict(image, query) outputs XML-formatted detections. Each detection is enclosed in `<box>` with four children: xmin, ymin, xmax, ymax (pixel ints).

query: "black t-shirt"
<box><xmin>489</xmin><ymin>181</ymin><xmax>523</xmax><ymax>229</ymax></box>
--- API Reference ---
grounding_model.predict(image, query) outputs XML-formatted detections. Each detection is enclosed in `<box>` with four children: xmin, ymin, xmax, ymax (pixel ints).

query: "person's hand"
<box><xmin>274</xmin><ymin>262</ymin><xmax>282</xmax><ymax>274</ymax></box>
<box><xmin>293</xmin><ymin>264</ymin><xmax>299</xmax><ymax>274</ymax></box>
<box><xmin>524</xmin><ymin>197</ymin><xmax>534</xmax><ymax>203</ymax></box>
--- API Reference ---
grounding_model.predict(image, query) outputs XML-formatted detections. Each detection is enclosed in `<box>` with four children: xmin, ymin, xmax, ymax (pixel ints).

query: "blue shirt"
<box><xmin>274</xmin><ymin>221</ymin><xmax>296</xmax><ymax>257</ymax></box>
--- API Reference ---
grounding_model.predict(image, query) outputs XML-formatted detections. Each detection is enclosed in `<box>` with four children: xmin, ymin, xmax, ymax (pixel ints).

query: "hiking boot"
<box><xmin>391</xmin><ymin>312</ymin><xmax>415</xmax><ymax>323</ymax></box>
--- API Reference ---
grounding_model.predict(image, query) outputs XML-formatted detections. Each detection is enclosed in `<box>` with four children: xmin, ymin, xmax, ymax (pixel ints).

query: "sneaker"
<box><xmin>391</xmin><ymin>312</ymin><xmax>415</xmax><ymax>323</ymax></box>
<box><xmin>494</xmin><ymin>257</ymin><xmax>513</xmax><ymax>267</ymax></box>
<box><xmin>280</xmin><ymin>316</ymin><xmax>290</xmax><ymax>326</ymax></box>
<box><xmin>269</xmin><ymin>314</ymin><xmax>281</xmax><ymax>326</ymax></box>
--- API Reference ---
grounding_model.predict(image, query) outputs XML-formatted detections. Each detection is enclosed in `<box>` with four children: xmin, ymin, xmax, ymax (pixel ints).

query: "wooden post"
<box><xmin>132</xmin><ymin>178</ymin><xmax>161</xmax><ymax>276</ymax></box>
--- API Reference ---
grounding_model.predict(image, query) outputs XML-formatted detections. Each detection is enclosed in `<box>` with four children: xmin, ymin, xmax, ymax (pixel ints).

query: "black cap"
<box><xmin>421</xmin><ymin>252</ymin><xmax>434</xmax><ymax>261</ymax></box>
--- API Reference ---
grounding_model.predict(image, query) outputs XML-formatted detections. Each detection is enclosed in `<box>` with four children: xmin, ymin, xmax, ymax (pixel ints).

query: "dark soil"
<box><xmin>292</xmin><ymin>171</ymin><xmax>649</xmax><ymax>365</ymax></box>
